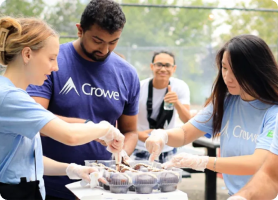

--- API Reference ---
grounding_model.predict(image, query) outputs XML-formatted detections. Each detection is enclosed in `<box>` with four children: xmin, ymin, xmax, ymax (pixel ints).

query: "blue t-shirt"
<box><xmin>189</xmin><ymin>95</ymin><xmax>278</xmax><ymax>195</ymax></box>
<box><xmin>27</xmin><ymin>42</ymin><xmax>140</xmax><ymax>199</ymax></box>
<box><xmin>270</xmin><ymin>118</ymin><xmax>278</xmax><ymax>155</ymax></box>
<box><xmin>0</xmin><ymin>76</ymin><xmax>56</xmax><ymax>199</ymax></box>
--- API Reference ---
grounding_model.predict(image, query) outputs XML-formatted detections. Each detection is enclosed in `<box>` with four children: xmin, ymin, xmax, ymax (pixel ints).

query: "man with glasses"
<box><xmin>132</xmin><ymin>50</ymin><xmax>191</xmax><ymax>163</ymax></box>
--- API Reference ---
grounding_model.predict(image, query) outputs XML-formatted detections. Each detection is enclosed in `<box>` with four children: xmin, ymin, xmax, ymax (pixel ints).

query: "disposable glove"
<box><xmin>162</xmin><ymin>152</ymin><xmax>209</xmax><ymax>172</ymax></box>
<box><xmin>227</xmin><ymin>196</ymin><xmax>247</xmax><ymax>200</ymax></box>
<box><xmin>98</xmin><ymin>121</ymin><xmax>125</xmax><ymax>153</ymax></box>
<box><xmin>121</xmin><ymin>150</ymin><xmax>132</xmax><ymax>164</ymax></box>
<box><xmin>145</xmin><ymin>129</ymin><xmax>168</xmax><ymax>162</ymax></box>
<box><xmin>66</xmin><ymin>163</ymin><xmax>107</xmax><ymax>187</ymax></box>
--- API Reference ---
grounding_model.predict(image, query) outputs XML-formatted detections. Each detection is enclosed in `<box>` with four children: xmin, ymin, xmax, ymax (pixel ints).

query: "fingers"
<box><xmin>162</xmin><ymin>161</ymin><xmax>173</xmax><ymax>169</ymax></box>
<box><xmin>168</xmin><ymin>85</ymin><xmax>171</xmax><ymax>92</ymax></box>
<box><xmin>148</xmin><ymin>143</ymin><xmax>160</xmax><ymax>162</ymax></box>
<box><xmin>98</xmin><ymin>177</ymin><xmax>108</xmax><ymax>185</ymax></box>
<box><xmin>82</xmin><ymin>174</ymin><xmax>91</xmax><ymax>182</ymax></box>
<box><xmin>164</xmin><ymin>96</ymin><xmax>178</xmax><ymax>103</ymax></box>
<box><xmin>96</xmin><ymin>139</ymin><xmax>107</xmax><ymax>146</ymax></box>
<box><xmin>149</xmin><ymin>153</ymin><xmax>157</xmax><ymax>162</ymax></box>
<box><xmin>114</xmin><ymin>129</ymin><xmax>125</xmax><ymax>141</ymax></box>
<box><xmin>107</xmin><ymin>143</ymin><xmax>122</xmax><ymax>154</ymax></box>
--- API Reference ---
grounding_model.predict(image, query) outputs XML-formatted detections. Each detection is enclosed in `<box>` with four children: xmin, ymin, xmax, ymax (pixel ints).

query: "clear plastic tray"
<box><xmin>84</xmin><ymin>160</ymin><xmax>115</xmax><ymax>167</ymax></box>
<box><xmin>83</xmin><ymin>160</ymin><xmax>181</xmax><ymax>193</ymax></box>
<box><xmin>128</xmin><ymin>160</ymin><xmax>162</xmax><ymax>170</ymax></box>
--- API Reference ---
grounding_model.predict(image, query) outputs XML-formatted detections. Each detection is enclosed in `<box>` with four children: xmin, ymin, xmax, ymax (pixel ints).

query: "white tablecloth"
<box><xmin>66</xmin><ymin>181</ymin><xmax>188</xmax><ymax>200</ymax></box>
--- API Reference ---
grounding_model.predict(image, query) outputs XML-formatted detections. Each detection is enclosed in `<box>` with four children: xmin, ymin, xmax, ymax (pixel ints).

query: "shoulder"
<box><xmin>1</xmin><ymin>87</ymin><xmax>34</xmax><ymax>108</ymax></box>
<box><xmin>169</xmin><ymin>77</ymin><xmax>190</xmax><ymax>95</ymax></box>
<box><xmin>265</xmin><ymin>104</ymin><xmax>278</xmax><ymax>118</ymax></box>
<box><xmin>140</xmin><ymin>78</ymin><xmax>151</xmax><ymax>87</ymax></box>
<box><xmin>170</xmin><ymin>77</ymin><xmax>189</xmax><ymax>88</ymax></box>
<box><xmin>59</xmin><ymin>42</ymin><xmax>71</xmax><ymax>52</ymax></box>
<box><xmin>57</xmin><ymin>42</ymin><xmax>72</xmax><ymax>60</ymax></box>
<box><xmin>110</xmin><ymin>52</ymin><xmax>138</xmax><ymax>76</ymax></box>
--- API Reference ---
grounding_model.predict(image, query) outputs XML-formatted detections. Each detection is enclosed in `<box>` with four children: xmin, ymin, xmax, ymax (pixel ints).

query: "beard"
<box><xmin>80</xmin><ymin>41</ymin><xmax>110</xmax><ymax>62</ymax></box>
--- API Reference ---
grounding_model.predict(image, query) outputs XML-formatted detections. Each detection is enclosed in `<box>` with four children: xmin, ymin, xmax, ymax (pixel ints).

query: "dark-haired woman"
<box><xmin>145</xmin><ymin>34</ymin><xmax>278</xmax><ymax>195</ymax></box>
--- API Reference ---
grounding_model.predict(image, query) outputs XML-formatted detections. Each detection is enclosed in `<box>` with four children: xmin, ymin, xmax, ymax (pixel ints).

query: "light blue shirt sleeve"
<box><xmin>0</xmin><ymin>89</ymin><xmax>56</xmax><ymax>140</ymax></box>
<box><xmin>256</xmin><ymin>109</ymin><xmax>278</xmax><ymax>150</ymax></box>
<box><xmin>270</xmin><ymin>114</ymin><xmax>278</xmax><ymax>155</ymax></box>
<box><xmin>189</xmin><ymin>103</ymin><xmax>214</xmax><ymax>137</ymax></box>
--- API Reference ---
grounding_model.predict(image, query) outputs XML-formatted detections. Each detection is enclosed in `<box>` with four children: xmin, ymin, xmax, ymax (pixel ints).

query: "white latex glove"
<box><xmin>66</xmin><ymin>163</ymin><xmax>98</xmax><ymax>182</ymax></box>
<box><xmin>121</xmin><ymin>150</ymin><xmax>132</xmax><ymax>164</ymax></box>
<box><xmin>162</xmin><ymin>152</ymin><xmax>209</xmax><ymax>172</ymax></box>
<box><xmin>227</xmin><ymin>196</ymin><xmax>247</xmax><ymax>200</ymax></box>
<box><xmin>66</xmin><ymin>164</ymin><xmax>107</xmax><ymax>187</ymax></box>
<box><xmin>98</xmin><ymin>121</ymin><xmax>125</xmax><ymax>153</ymax></box>
<box><xmin>80</xmin><ymin>170</ymin><xmax>107</xmax><ymax>188</ymax></box>
<box><xmin>145</xmin><ymin>129</ymin><xmax>168</xmax><ymax>162</ymax></box>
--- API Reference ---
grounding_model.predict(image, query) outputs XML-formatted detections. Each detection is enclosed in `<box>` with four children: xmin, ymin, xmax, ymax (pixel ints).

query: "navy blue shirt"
<box><xmin>27</xmin><ymin>42</ymin><xmax>140</xmax><ymax>199</ymax></box>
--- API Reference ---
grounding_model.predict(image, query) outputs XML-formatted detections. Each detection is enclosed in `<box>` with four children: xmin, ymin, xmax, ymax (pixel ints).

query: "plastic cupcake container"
<box><xmin>84</xmin><ymin>160</ymin><xmax>115</xmax><ymax>167</ymax></box>
<box><xmin>133</xmin><ymin>172</ymin><xmax>158</xmax><ymax>194</ymax></box>
<box><xmin>171</xmin><ymin>167</ymin><xmax>183</xmax><ymax>183</ymax></box>
<box><xmin>159</xmin><ymin>171</ymin><xmax>179</xmax><ymax>192</ymax></box>
<box><xmin>129</xmin><ymin>161</ymin><xmax>162</xmax><ymax>170</ymax></box>
<box><xmin>109</xmin><ymin>173</ymin><xmax>132</xmax><ymax>194</ymax></box>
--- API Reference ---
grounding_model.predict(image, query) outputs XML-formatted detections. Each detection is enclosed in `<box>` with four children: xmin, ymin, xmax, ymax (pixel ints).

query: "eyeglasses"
<box><xmin>153</xmin><ymin>62</ymin><xmax>174</xmax><ymax>69</ymax></box>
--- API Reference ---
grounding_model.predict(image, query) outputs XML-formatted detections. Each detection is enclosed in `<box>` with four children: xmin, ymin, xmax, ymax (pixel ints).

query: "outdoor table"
<box><xmin>66</xmin><ymin>181</ymin><xmax>189</xmax><ymax>200</ymax></box>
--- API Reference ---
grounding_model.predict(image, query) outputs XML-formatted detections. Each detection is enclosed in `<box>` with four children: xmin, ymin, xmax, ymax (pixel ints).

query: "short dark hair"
<box><xmin>152</xmin><ymin>50</ymin><xmax>175</xmax><ymax>64</ymax></box>
<box><xmin>206</xmin><ymin>34</ymin><xmax>278</xmax><ymax>137</ymax></box>
<box><xmin>80</xmin><ymin>0</ymin><xmax>126</xmax><ymax>34</ymax></box>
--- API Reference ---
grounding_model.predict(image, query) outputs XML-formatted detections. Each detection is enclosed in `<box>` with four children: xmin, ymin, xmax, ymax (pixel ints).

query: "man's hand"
<box><xmin>138</xmin><ymin>129</ymin><xmax>153</xmax><ymax>142</ymax></box>
<box><xmin>164</xmin><ymin>85</ymin><xmax>178</xmax><ymax>104</ymax></box>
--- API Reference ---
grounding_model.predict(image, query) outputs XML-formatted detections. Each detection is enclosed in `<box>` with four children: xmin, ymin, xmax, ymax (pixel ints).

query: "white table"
<box><xmin>66</xmin><ymin>181</ymin><xmax>188</xmax><ymax>200</ymax></box>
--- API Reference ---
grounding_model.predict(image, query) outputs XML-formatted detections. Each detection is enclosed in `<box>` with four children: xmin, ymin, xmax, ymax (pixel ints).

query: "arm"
<box><xmin>32</xmin><ymin>96</ymin><xmax>86</xmax><ymax>123</ymax></box>
<box><xmin>145</xmin><ymin>122</ymin><xmax>206</xmax><ymax>162</ymax></box>
<box><xmin>43</xmin><ymin>156</ymin><xmax>106</xmax><ymax>183</ymax></box>
<box><xmin>138</xmin><ymin>129</ymin><xmax>153</xmax><ymax>142</ymax></box>
<box><xmin>166</xmin><ymin>122</ymin><xmax>206</xmax><ymax>147</ymax></box>
<box><xmin>234</xmin><ymin>152</ymin><xmax>278</xmax><ymax>199</ymax></box>
<box><xmin>174</xmin><ymin>102</ymin><xmax>191</xmax><ymax>123</ymax></box>
<box><xmin>43</xmin><ymin>156</ymin><xmax>68</xmax><ymax>176</ymax></box>
<box><xmin>117</xmin><ymin>114</ymin><xmax>138</xmax><ymax>156</ymax></box>
<box><xmin>40</xmin><ymin>118</ymin><xmax>111</xmax><ymax>146</ymax></box>
<box><xmin>206</xmin><ymin>149</ymin><xmax>268</xmax><ymax>175</ymax></box>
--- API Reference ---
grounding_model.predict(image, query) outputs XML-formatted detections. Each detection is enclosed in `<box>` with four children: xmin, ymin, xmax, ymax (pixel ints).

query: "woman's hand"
<box><xmin>162</xmin><ymin>152</ymin><xmax>209</xmax><ymax>172</ymax></box>
<box><xmin>145</xmin><ymin>129</ymin><xmax>168</xmax><ymax>162</ymax></box>
<box><xmin>98</xmin><ymin>121</ymin><xmax>125</xmax><ymax>153</ymax></box>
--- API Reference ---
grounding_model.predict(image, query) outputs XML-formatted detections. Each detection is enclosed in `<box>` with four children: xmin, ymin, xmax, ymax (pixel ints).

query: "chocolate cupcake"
<box><xmin>159</xmin><ymin>171</ymin><xmax>179</xmax><ymax>192</ymax></box>
<box><xmin>109</xmin><ymin>173</ymin><xmax>132</xmax><ymax>194</ymax></box>
<box><xmin>133</xmin><ymin>173</ymin><xmax>158</xmax><ymax>194</ymax></box>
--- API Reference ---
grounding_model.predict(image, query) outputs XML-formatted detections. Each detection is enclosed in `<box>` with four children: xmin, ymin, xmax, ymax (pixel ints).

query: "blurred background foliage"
<box><xmin>1</xmin><ymin>0</ymin><xmax>278</xmax><ymax>106</ymax></box>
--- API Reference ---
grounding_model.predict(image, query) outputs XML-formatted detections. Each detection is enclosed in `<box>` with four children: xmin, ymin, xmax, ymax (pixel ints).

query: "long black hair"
<box><xmin>205</xmin><ymin>34</ymin><xmax>278</xmax><ymax>136</ymax></box>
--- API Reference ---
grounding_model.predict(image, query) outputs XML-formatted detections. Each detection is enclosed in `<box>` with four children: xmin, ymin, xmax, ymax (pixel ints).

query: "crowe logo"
<box><xmin>59</xmin><ymin>77</ymin><xmax>79</xmax><ymax>96</ymax></box>
<box><xmin>59</xmin><ymin>77</ymin><xmax>120</xmax><ymax>100</ymax></box>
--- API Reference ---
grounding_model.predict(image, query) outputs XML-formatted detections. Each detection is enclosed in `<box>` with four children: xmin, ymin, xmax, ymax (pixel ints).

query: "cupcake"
<box><xmin>109</xmin><ymin>173</ymin><xmax>132</xmax><ymax>194</ymax></box>
<box><xmin>159</xmin><ymin>171</ymin><xmax>179</xmax><ymax>192</ymax></box>
<box><xmin>133</xmin><ymin>172</ymin><xmax>158</xmax><ymax>194</ymax></box>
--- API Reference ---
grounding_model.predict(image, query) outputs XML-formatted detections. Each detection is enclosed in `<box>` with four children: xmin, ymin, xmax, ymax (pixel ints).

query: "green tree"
<box><xmin>0</xmin><ymin>0</ymin><xmax>45</xmax><ymax>17</ymax></box>
<box><xmin>45</xmin><ymin>0</ymin><xmax>87</xmax><ymax>35</ymax></box>
<box><xmin>219</xmin><ymin>0</ymin><xmax>278</xmax><ymax>46</ymax></box>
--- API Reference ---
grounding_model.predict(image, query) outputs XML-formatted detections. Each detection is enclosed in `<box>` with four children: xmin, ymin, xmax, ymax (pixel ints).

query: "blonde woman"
<box><xmin>0</xmin><ymin>17</ymin><xmax>124</xmax><ymax>200</ymax></box>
